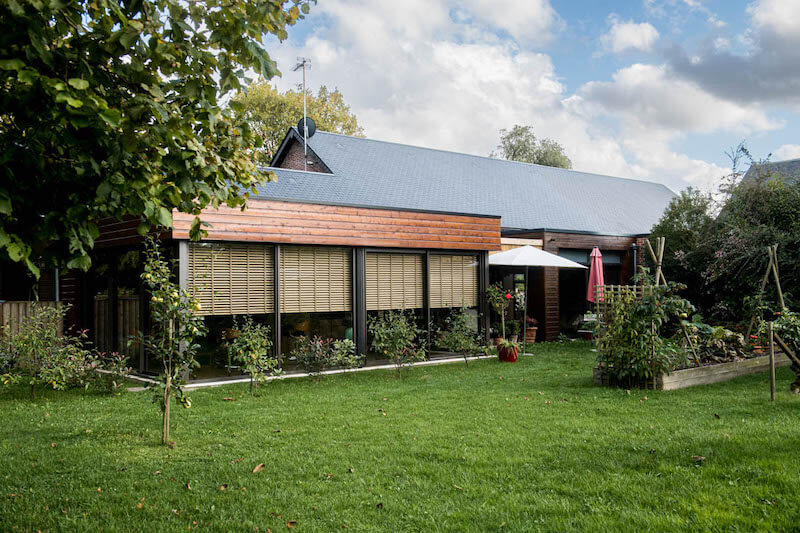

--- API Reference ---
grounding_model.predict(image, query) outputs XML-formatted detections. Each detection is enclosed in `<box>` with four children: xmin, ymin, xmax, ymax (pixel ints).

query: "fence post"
<box><xmin>769</xmin><ymin>321</ymin><xmax>776</xmax><ymax>402</ymax></box>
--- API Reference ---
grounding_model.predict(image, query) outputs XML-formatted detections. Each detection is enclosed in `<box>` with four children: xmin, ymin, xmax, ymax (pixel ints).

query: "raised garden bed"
<box><xmin>593</xmin><ymin>353</ymin><xmax>791</xmax><ymax>390</ymax></box>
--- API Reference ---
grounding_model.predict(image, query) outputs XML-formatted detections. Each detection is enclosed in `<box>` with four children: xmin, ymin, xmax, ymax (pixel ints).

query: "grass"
<box><xmin>1</xmin><ymin>341</ymin><xmax>799</xmax><ymax>532</ymax></box>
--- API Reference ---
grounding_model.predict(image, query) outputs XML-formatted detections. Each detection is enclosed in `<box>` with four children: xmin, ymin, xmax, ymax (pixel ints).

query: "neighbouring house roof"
<box><xmin>743</xmin><ymin>158</ymin><xmax>800</xmax><ymax>184</ymax></box>
<box><xmin>256</xmin><ymin>128</ymin><xmax>676</xmax><ymax>236</ymax></box>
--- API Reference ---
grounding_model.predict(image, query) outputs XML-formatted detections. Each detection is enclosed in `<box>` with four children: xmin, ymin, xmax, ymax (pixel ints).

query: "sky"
<box><xmin>263</xmin><ymin>0</ymin><xmax>800</xmax><ymax>193</ymax></box>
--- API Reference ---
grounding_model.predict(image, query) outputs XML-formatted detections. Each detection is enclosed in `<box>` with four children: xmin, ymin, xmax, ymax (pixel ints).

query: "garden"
<box><xmin>2</xmin><ymin>341</ymin><xmax>800</xmax><ymax>531</ymax></box>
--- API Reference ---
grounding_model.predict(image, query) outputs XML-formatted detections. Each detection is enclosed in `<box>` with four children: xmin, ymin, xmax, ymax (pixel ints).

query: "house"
<box><xmin>1</xmin><ymin>127</ymin><xmax>674</xmax><ymax>376</ymax></box>
<box><xmin>267</xmin><ymin>128</ymin><xmax>675</xmax><ymax>340</ymax></box>
<box><xmin>743</xmin><ymin>158</ymin><xmax>800</xmax><ymax>184</ymax></box>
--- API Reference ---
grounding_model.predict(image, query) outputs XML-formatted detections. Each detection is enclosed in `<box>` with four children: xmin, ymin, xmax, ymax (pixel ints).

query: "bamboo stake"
<box><xmin>681</xmin><ymin>324</ymin><xmax>701</xmax><ymax>366</ymax></box>
<box><xmin>744</xmin><ymin>248</ymin><xmax>776</xmax><ymax>340</ymax></box>
<box><xmin>769</xmin><ymin>321</ymin><xmax>776</xmax><ymax>401</ymax></box>
<box><xmin>769</xmin><ymin>245</ymin><xmax>786</xmax><ymax>310</ymax></box>
<box><xmin>773</xmin><ymin>333</ymin><xmax>800</xmax><ymax>367</ymax></box>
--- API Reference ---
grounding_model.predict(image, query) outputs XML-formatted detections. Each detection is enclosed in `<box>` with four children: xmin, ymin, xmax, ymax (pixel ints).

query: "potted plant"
<box><xmin>525</xmin><ymin>316</ymin><xmax>538</xmax><ymax>343</ymax></box>
<box><xmin>497</xmin><ymin>338</ymin><xmax>520</xmax><ymax>363</ymax></box>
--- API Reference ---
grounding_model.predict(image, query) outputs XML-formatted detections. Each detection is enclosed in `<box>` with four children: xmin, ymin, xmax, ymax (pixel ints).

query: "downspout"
<box><xmin>631</xmin><ymin>243</ymin><xmax>639</xmax><ymax>284</ymax></box>
<box><xmin>54</xmin><ymin>268</ymin><xmax>60</xmax><ymax>302</ymax></box>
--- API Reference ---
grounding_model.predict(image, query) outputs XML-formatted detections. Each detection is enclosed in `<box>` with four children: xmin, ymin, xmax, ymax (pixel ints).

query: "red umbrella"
<box><xmin>587</xmin><ymin>247</ymin><xmax>604</xmax><ymax>303</ymax></box>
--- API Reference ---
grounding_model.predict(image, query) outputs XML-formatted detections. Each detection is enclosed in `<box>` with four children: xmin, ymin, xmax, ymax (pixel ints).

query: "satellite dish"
<box><xmin>297</xmin><ymin>117</ymin><xmax>316</xmax><ymax>138</ymax></box>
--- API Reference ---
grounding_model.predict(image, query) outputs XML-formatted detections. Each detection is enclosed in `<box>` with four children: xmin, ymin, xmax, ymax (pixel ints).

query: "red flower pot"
<box><xmin>498</xmin><ymin>345</ymin><xmax>518</xmax><ymax>363</ymax></box>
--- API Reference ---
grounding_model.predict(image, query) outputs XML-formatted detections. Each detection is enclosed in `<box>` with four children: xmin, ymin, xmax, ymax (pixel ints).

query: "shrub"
<box><xmin>595</xmin><ymin>278</ymin><xmax>694</xmax><ymax>386</ymax></box>
<box><xmin>291</xmin><ymin>336</ymin><xmax>360</xmax><ymax>378</ymax></box>
<box><xmin>369</xmin><ymin>310</ymin><xmax>425</xmax><ymax>375</ymax></box>
<box><xmin>93</xmin><ymin>351</ymin><xmax>132</xmax><ymax>393</ymax></box>
<box><xmin>436</xmin><ymin>308</ymin><xmax>486</xmax><ymax>366</ymax></box>
<box><xmin>138</xmin><ymin>237</ymin><xmax>207</xmax><ymax>446</ymax></box>
<box><xmin>226</xmin><ymin>316</ymin><xmax>280</xmax><ymax>395</ymax></box>
<box><xmin>0</xmin><ymin>304</ymin><xmax>97</xmax><ymax>399</ymax></box>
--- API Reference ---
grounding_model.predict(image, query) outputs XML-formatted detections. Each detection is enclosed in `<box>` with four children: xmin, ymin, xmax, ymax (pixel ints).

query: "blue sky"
<box><xmin>265</xmin><ymin>0</ymin><xmax>800</xmax><ymax>192</ymax></box>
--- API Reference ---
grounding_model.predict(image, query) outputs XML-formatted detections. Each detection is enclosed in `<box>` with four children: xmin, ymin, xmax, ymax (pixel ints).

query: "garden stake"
<box><xmin>744</xmin><ymin>245</ymin><xmax>786</xmax><ymax>340</ymax></box>
<box><xmin>769</xmin><ymin>321</ymin><xmax>776</xmax><ymax>402</ymax></box>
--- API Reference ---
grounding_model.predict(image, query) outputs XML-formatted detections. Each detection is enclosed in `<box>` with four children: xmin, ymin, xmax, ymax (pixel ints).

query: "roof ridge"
<box><xmin>312</xmin><ymin>130</ymin><xmax>673</xmax><ymax>191</ymax></box>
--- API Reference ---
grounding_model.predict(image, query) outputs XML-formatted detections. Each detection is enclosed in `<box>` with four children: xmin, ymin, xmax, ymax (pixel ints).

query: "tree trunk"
<box><xmin>30</xmin><ymin>383</ymin><xmax>35</xmax><ymax>401</ymax></box>
<box><xmin>250</xmin><ymin>376</ymin><xmax>254</xmax><ymax>396</ymax></box>
<box><xmin>162</xmin><ymin>376</ymin><xmax>171</xmax><ymax>446</ymax></box>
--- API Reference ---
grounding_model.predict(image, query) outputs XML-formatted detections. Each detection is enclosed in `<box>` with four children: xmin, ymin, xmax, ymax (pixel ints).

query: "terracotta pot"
<box><xmin>525</xmin><ymin>327</ymin><xmax>537</xmax><ymax>343</ymax></box>
<box><xmin>498</xmin><ymin>345</ymin><xmax>519</xmax><ymax>363</ymax></box>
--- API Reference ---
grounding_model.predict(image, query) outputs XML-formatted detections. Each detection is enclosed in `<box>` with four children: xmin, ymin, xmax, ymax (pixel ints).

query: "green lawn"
<box><xmin>2</xmin><ymin>342</ymin><xmax>799</xmax><ymax>532</ymax></box>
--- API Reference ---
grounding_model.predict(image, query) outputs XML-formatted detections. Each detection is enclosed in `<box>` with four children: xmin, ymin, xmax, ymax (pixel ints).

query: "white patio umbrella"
<box><xmin>489</xmin><ymin>246</ymin><xmax>586</xmax><ymax>352</ymax></box>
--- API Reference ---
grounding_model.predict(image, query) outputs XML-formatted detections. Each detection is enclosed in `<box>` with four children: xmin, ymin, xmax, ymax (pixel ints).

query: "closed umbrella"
<box><xmin>587</xmin><ymin>247</ymin><xmax>604</xmax><ymax>303</ymax></box>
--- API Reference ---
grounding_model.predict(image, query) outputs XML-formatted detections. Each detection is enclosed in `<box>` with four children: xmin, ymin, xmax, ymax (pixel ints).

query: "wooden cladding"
<box><xmin>280</xmin><ymin>246</ymin><xmax>352</xmax><ymax>314</ymax></box>
<box><xmin>366</xmin><ymin>253</ymin><xmax>424</xmax><ymax>311</ymax></box>
<box><xmin>187</xmin><ymin>243</ymin><xmax>275</xmax><ymax>316</ymax></box>
<box><xmin>429</xmin><ymin>255</ymin><xmax>479</xmax><ymax>308</ymax></box>
<box><xmin>172</xmin><ymin>199</ymin><xmax>501</xmax><ymax>251</ymax></box>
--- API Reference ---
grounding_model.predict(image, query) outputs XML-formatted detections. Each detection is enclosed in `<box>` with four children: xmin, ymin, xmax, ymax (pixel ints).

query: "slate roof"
<box><xmin>255</xmin><ymin>129</ymin><xmax>676</xmax><ymax>236</ymax></box>
<box><xmin>743</xmin><ymin>158</ymin><xmax>800</xmax><ymax>184</ymax></box>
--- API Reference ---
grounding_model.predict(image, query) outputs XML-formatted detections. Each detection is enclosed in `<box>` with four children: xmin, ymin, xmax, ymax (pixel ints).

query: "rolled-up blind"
<box><xmin>187</xmin><ymin>243</ymin><xmax>274</xmax><ymax>316</ymax></box>
<box><xmin>366</xmin><ymin>253</ymin><xmax>423</xmax><ymax>311</ymax></box>
<box><xmin>429</xmin><ymin>254</ymin><xmax>478</xmax><ymax>308</ymax></box>
<box><xmin>280</xmin><ymin>246</ymin><xmax>352</xmax><ymax>313</ymax></box>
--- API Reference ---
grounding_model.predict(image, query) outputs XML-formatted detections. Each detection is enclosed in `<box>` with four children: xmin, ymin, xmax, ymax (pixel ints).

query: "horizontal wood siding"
<box><xmin>173</xmin><ymin>200</ymin><xmax>501</xmax><ymax>251</ymax></box>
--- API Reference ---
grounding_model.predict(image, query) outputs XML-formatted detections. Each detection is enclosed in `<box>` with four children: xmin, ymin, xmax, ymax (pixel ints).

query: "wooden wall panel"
<box><xmin>173</xmin><ymin>200</ymin><xmax>501</xmax><ymax>251</ymax></box>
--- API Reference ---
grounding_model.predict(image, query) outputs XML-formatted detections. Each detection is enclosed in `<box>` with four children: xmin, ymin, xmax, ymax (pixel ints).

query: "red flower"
<box><xmin>749</xmin><ymin>334</ymin><xmax>758</xmax><ymax>339</ymax></box>
<box><xmin>776</xmin><ymin>312</ymin><xmax>782</xmax><ymax>316</ymax></box>
<box><xmin>505</xmin><ymin>293</ymin><xmax>512</xmax><ymax>300</ymax></box>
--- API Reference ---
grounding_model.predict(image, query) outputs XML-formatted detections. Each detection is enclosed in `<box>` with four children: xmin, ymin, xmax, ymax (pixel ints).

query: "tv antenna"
<box><xmin>293</xmin><ymin>57</ymin><xmax>311</xmax><ymax>171</ymax></box>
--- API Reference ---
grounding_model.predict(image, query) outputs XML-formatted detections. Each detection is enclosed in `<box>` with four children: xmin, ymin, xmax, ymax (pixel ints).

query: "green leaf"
<box><xmin>55</xmin><ymin>93</ymin><xmax>83</xmax><ymax>108</ymax></box>
<box><xmin>17</xmin><ymin>69</ymin><xmax>39</xmax><ymax>84</ymax></box>
<box><xmin>96</xmin><ymin>181</ymin><xmax>112</xmax><ymax>199</ymax></box>
<box><xmin>68</xmin><ymin>78</ymin><xmax>89</xmax><ymax>90</ymax></box>
<box><xmin>99</xmin><ymin>109</ymin><xmax>122</xmax><ymax>127</ymax></box>
<box><xmin>67</xmin><ymin>254</ymin><xmax>92</xmax><ymax>271</ymax></box>
<box><xmin>156</xmin><ymin>207</ymin><xmax>173</xmax><ymax>228</ymax></box>
<box><xmin>0</xmin><ymin>192</ymin><xmax>11</xmax><ymax>215</ymax></box>
<box><xmin>0</xmin><ymin>59</ymin><xmax>24</xmax><ymax>71</ymax></box>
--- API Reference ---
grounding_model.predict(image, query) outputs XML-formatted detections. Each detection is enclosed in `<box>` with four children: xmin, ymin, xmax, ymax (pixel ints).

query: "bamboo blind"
<box><xmin>429</xmin><ymin>254</ymin><xmax>479</xmax><ymax>308</ymax></box>
<box><xmin>187</xmin><ymin>243</ymin><xmax>275</xmax><ymax>316</ymax></box>
<box><xmin>366</xmin><ymin>252</ymin><xmax>424</xmax><ymax>311</ymax></box>
<box><xmin>280</xmin><ymin>246</ymin><xmax>352</xmax><ymax>314</ymax></box>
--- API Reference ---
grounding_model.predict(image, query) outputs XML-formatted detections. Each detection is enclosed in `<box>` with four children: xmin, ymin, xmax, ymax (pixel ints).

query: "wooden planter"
<box><xmin>594</xmin><ymin>354</ymin><xmax>791</xmax><ymax>391</ymax></box>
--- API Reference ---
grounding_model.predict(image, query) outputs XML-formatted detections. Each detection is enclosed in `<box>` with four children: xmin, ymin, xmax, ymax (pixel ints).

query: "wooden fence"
<box><xmin>0</xmin><ymin>301</ymin><xmax>63</xmax><ymax>337</ymax></box>
<box><xmin>94</xmin><ymin>295</ymin><xmax>141</xmax><ymax>356</ymax></box>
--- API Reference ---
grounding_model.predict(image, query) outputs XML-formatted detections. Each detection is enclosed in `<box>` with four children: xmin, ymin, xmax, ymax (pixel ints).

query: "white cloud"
<box><xmin>773</xmin><ymin>144</ymin><xmax>800</xmax><ymax>160</ymax></box>
<box><xmin>600</xmin><ymin>17</ymin><xmax>660</xmax><ymax>54</ymax></box>
<box><xmin>577</xmin><ymin>64</ymin><xmax>780</xmax><ymax>134</ymax></box>
<box><xmin>747</xmin><ymin>0</ymin><xmax>800</xmax><ymax>46</ymax></box>
<box><xmin>266</xmin><ymin>1</ymin><xmax>782</xmax><ymax>193</ymax></box>
<box><xmin>455</xmin><ymin>0</ymin><xmax>563</xmax><ymax>45</ymax></box>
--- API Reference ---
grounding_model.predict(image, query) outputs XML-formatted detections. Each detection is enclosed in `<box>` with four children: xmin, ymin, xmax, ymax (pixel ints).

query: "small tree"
<box><xmin>226</xmin><ymin>316</ymin><xmax>280</xmax><ymax>395</ymax></box>
<box><xmin>369</xmin><ymin>311</ymin><xmax>425</xmax><ymax>375</ymax></box>
<box><xmin>139</xmin><ymin>238</ymin><xmax>207</xmax><ymax>445</ymax></box>
<box><xmin>436</xmin><ymin>308</ymin><xmax>485</xmax><ymax>366</ymax></box>
<box><xmin>486</xmin><ymin>283</ymin><xmax>514</xmax><ymax>339</ymax></box>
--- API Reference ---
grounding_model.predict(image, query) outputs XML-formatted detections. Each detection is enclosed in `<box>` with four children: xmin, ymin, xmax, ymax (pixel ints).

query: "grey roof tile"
<box><xmin>743</xmin><ymin>158</ymin><xmax>800</xmax><ymax>184</ymax></box>
<box><xmin>255</xmin><ymin>130</ymin><xmax>676</xmax><ymax>236</ymax></box>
